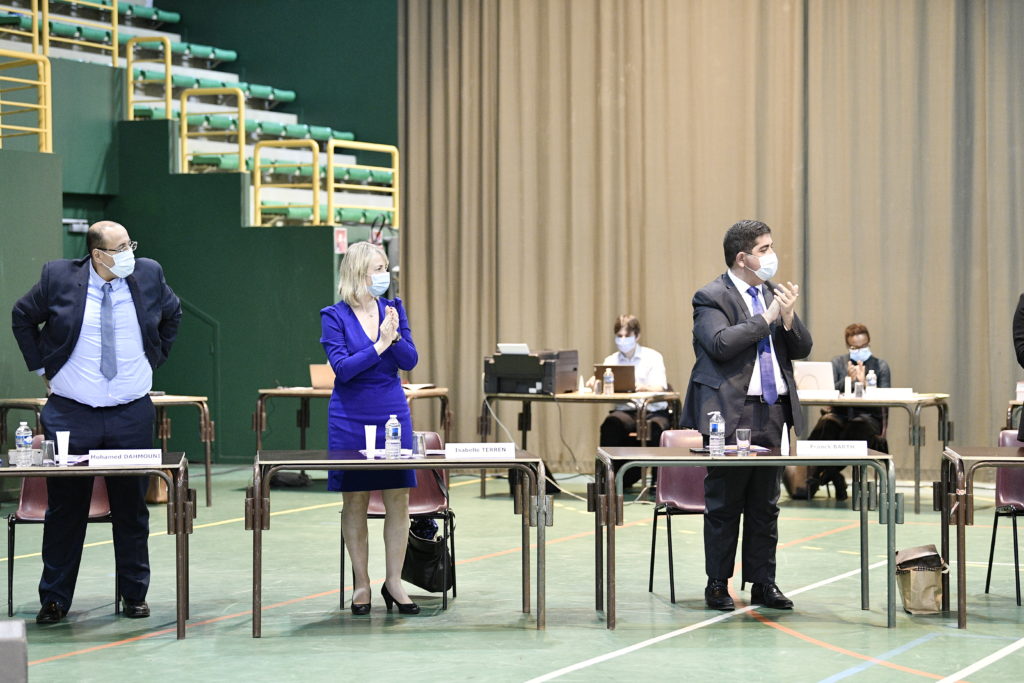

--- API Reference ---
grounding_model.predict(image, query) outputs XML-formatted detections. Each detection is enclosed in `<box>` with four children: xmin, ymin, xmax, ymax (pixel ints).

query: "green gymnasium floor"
<box><xmin>3</xmin><ymin>467</ymin><xmax>1023</xmax><ymax>682</ymax></box>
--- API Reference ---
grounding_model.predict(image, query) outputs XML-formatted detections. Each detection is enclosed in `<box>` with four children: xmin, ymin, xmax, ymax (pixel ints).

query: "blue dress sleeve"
<box><xmin>320</xmin><ymin>304</ymin><xmax>382</xmax><ymax>383</ymax></box>
<box><xmin>388</xmin><ymin>298</ymin><xmax>418</xmax><ymax>371</ymax></box>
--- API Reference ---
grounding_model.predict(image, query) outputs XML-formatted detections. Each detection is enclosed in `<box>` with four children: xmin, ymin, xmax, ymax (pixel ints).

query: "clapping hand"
<box><xmin>846</xmin><ymin>361</ymin><xmax>866</xmax><ymax>384</ymax></box>
<box><xmin>379</xmin><ymin>306</ymin><xmax>400</xmax><ymax>344</ymax></box>
<box><xmin>772</xmin><ymin>282</ymin><xmax>800</xmax><ymax>329</ymax></box>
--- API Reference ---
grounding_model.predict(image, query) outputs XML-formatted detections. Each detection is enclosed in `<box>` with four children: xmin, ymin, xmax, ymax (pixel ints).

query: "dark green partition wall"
<box><xmin>107</xmin><ymin>121</ymin><xmax>337</xmax><ymax>462</ymax></box>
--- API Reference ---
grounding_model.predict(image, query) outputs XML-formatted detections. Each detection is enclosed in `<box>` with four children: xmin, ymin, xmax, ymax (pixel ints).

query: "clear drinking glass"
<box><xmin>41</xmin><ymin>440</ymin><xmax>56</xmax><ymax>466</ymax></box>
<box><xmin>412</xmin><ymin>432</ymin><xmax>427</xmax><ymax>458</ymax></box>
<box><xmin>735</xmin><ymin>428</ymin><xmax>752</xmax><ymax>457</ymax></box>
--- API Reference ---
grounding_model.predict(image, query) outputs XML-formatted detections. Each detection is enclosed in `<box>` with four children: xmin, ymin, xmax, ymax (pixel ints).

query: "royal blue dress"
<box><xmin>320</xmin><ymin>296</ymin><xmax>418</xmax><ymax>492</ymax></box>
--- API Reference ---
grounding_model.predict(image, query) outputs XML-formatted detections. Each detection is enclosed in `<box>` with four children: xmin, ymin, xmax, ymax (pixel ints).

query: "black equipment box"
<box><xmin>483</xmin><ymin>350</ymin><xmax>579</xmax><ymax>395</ymax></box>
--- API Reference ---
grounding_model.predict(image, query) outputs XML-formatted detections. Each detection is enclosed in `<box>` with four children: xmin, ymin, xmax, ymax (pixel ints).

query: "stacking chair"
<box><xmin>984</xmin><ymin>430</ymin><xmax>1024</xmax><ymax>606</ymax></box>
<box><xmin>7</xmin><ymin>459</ymin><xmax>117</xmax><ymax>616</ymax></box>
<box><xmin>649</xmin><ymin>429</ymin><xmax>705</xmax><ymax>602</ymax></box>
<box><xmin>340</xmin><ymin>432</ymin><xmax>456</xmax><ymax>609</ymax></box>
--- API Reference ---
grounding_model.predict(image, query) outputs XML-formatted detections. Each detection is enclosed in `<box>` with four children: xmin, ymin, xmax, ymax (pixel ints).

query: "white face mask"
<box><xmin>99</xmin><ymin>249</ymin><xmax>135</xmax><ymax>278</ymax></box>
<box><xmin>368</xmin><ymin>271</ymin><xmax>390</xmax><ymax>297</ymax></box>
<box><xmin>745</xmin><ymin>251</ymin><xmax>778</xmax><ymax>281</ymax></box>
<box><xmin>615</xmin><ymin>335</ymin><xmax>637</xmax><ymax>354</ymax></box>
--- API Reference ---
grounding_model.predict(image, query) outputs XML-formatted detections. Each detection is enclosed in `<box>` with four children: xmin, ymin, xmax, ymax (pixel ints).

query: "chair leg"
<box><xmin>648</xmin><ymin>510</ymin><xmax>659</xmax><ymax>593</ymax></box>
<box><xmin>441</xmin><ymin>514</ymin><xmax>449</xmax><ymax>611</ymax></box>
<box><xmin>449</xmin><ymin>512</ymin><xmax>457</xmax><ymax>599</ymax></box>
<box><xmin>1013</xmin><ymin>514</ymin><xmax>1021</xmax><ymax>607</ymax></box>
<box><xmin>339</xmin><ymin>512</ymin><xmax>346</xmax><ymax>610</ymax></box>
<box><xmin>7</xmin><ymin>517</ymin><xmax>15</xmax><ymax>618</ymax></box>
<box><xmin>666</xmin><ymin>512</ymin><xmax>676</xmax><ymax>604</ymax></box>
<box><xmin>986</xmin><ymin>512</ymin><xmax>1000</xmax><ymax>594</ymax></box>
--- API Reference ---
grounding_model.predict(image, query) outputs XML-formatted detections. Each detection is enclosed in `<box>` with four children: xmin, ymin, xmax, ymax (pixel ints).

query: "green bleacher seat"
<box><xmin>284</xmin><ymin>124</ymin><xmax>309</xmax><ymax>139</ymax></box>
<box><xmin>346</xmin><ymin>168</ymin><xmax>371</xmax><ymax>183</ymax></box>
<box><xmin>197</xmin><ymin>77</ymin><xmax>225</xmax><ymax>89</ymax></box>
<box><xmin>246</xmin><ymin>84</ymin><xmax>273</xmax><ymax>99</ymax></box>
<box><xmin>212</xmin><ymin>48</ymin><xmax>237</xmax><ymax>62</ymax></box>
<box><xmin>191</xmin><ymin>154</ymin><xmax>251</xmax><ymax>172</ymax></box>
<box><xmin>308</xmin><ymin>126</ymin><xmax>332</xmax><ymax>141</ymax></box>
<box><xmin>260</xmin><ymin>204</ymin><xmax>312</xmax><ymax>221</ymax></box>
<box><xmin>337</xmin><ymin>208</ymin><xmax>364</xmax><ymax>224</ymax></box>
<box><xmin>185</xmin><ymin>114</ymin><xmax>208</xmax><ymax>127</ymax></box>
<box><xmin>130</xmin><ymin>6</ymin><xmax>158</xmax><ymax>21</ymax></box>
<box><xmin>172</xmin><ymin>74</ymin><xmax>199</xmax><ymax>89</ymax></box>
<box><xmin>170</xmin><ymin>41</ymin><xmax>188</xmax><ymax>55</ymax></box>
<box><xmin>206</xmin><ymin>115</ymin><xmax>235</xmax><ymax>130</ymax></box>
<box><xmin>370</xmin><ymin>170</ymin><xmax>394</xmax><ymax>184</ymax></box>
<box><xmin>272</xmin><ymin>89</ymin><xmax>297</xmax><ymax>103</ymax></box>
<box><xmin>257</xmin><ymin>121</ymin><xmax>284</xmax><ymax>136</ymax></box>
<box><xmin>49</xmin><ymin>21</ymin><xmax>77</xmax><ymax>39</ymax></box>
<box><xmin>133</xmin><ymin>105</ymin><xmax>165</xmax><ymax>119</ymax></box>
<box><xmin>363</xmin><ymin>210</ymin><xmax>393</xmax><ymax>224</ymax></box>
<box><xmin>331</xmin><ymin>131</ymin><xmax>356</xmax><ymax>141</ymax></box>
<box><xmin>188</xmin><ymin>44</ymin><xmax>214</xmax><ymax>60</ymax></box>
<box><xmin>79</xmin><ymin>27</ymin><xmax>110</xmax><ymax>43</ymax></box>
<box><xmin>156</xmin><ymin>10</ymin><xmax>181</xmax><ymax>24</ymax></box>
<box><xmin>243</xmin><ymin>118</ymin><xmax>261</xmax><ymax>134</ymax></box>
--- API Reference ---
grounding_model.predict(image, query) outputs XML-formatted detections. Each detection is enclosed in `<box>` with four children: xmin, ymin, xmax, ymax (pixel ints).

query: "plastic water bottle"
<box><xmin>384</xmin><ymin>414</ymin><xmax>401</xmax><ymax>458</ymax></box>
<box><xmin>866</xmin><ymin>369</ymin><xmax>877</xmax><ymax>390</ymax></box>
<box><xmin>708</xmin><ymin>411</ymin><xmax>725</xmax><ymax>457</ymax></box>
<box><xmin>15</xmin><ymin>421</ymin><xmax>32</xmax><ymax>452</ymax></box>
<box><xmin>602</xmin><ymin>367</ymin><xmax>615</xmax><ymax>395</ymax></box>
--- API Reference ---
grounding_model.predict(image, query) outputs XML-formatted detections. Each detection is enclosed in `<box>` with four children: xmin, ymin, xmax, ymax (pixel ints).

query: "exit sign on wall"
<box><xmin>334</xmin><ymin>227</ymin><xmax>348</xmax><ymax>254</ymax></box>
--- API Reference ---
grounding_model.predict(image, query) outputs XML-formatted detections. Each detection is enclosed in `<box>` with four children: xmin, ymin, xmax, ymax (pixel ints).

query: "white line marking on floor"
<box><xmin>937</xmin><ymin>635</ymin><xmax>1024</xmax><ymax>682</ymax></box>
<box><xmin>527</xmin><ymin>560</ymin><xmax>886</xmax><ymax>682</ymax></box>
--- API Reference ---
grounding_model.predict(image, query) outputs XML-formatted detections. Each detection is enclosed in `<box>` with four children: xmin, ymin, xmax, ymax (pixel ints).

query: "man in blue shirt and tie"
<box><xmin>682</xmin><ymin>220</ymin><xmax>813</xmax><ymax>611</ymax></box>
<box><xmin>11</xmin><ymin>220</ymin><xmax>181</xmax><ymax>624</ymax></box>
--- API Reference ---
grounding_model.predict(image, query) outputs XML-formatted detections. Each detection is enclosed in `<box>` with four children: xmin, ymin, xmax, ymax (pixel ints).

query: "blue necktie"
<box><xmin>747</xmin><ymin>286</ymin><xmax>777</xmax><ymax>405</ymax></box>
<box><xmin>100</xmin><ymin>282</ymin><xmax>117</xmax><ymax>380</ymax></box>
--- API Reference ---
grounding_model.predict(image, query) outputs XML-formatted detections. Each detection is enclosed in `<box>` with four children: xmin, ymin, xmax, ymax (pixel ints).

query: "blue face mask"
<box><xmin>615</xmin><ymin>335</ymin><xmax>637</xmax><ymax>354</ymax></box>
<box><xmin>849</xmin><ymin>347</ymin><xmax>872</xmax><ymax>363</ymax></box>
<box><xmin>368</xmin><ymin>272</ymin><xmax>390</xmax><ymax>297</ymax></box>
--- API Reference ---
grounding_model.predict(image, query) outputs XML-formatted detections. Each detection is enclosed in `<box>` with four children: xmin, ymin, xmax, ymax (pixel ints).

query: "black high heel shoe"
<box><xmin>349</xmin><ymin>602</ymin><xmax>371</xmax><ymax>616</ymax></box>
<box><xmin>381</xmin><ymin>585</ymin><xmax>420</xmax><ymax>614</ymax></box>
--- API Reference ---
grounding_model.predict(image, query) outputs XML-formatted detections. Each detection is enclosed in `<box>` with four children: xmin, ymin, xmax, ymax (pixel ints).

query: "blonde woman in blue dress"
<box><xmin>321</xmin><ymin>241</ymin><xmax>420</xmax><ymax>615</ymax></box>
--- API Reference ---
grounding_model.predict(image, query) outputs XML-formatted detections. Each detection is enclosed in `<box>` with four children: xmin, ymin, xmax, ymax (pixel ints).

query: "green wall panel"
<box><xmin>107</xmin><ymin>121</ymin><xmax>337</xmax><ymax>463</ymax></box>
<box><xmin>157</xmin><ymin>0</ymin><xmax>398</xmax><ymax>146</ymax></box>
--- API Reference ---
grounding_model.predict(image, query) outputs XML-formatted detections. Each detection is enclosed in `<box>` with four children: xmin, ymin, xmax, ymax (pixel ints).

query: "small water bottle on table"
<box><xmin>14</xmin><ymin>421</ymin><xmax>34</xmax><ymax>467</ymax></box>
<box><xmin>602</xmin><ymin>367</ymin><xmax>615</xmax><ymax>395</ymax></box>
<box><xmin>384</xmin><ymin>414</ymin><xmax>402</xmax><ymax>458</ymax></box>
<box><xmin>866</xmin><ymin>369</ymin><xmax>877</xmax><ymax>393</ymax></box>
<box><xmin>708</xmin><ymin>411</ymin><xmax>725</xmax><ymax>457</ymax></box>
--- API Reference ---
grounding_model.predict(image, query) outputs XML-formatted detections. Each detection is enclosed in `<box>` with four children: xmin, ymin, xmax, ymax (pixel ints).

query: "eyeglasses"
<box><xmin>100</xmin><ymin>240</ymin><xmax>138</xmax><ymax>254</ymax></box>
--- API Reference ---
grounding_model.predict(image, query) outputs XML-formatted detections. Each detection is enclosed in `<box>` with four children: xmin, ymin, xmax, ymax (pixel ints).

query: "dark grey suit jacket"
<box><xmin>11</xmin><ymin>255</ymin><xmax>181</xmax><ymax>380</ymax></box>
<box><xmin>682</xmin><ymin>273</ymin><xmax>813</xmax><ymax>436</ymax></box>
<box><xmin>1014</xmin><ymin>293</ymin><xmax>1024</xmax><ymax>441</ymax></box>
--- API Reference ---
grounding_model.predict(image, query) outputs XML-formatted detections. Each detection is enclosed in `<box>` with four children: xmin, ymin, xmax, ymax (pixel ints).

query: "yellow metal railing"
<box><xmin>126</xmin><ymin>36</ymin><xmax>171</xmax><ymax>120</ymax></box>
<box><xmin>41</xmin><ymin>0</ymin><xmax>119</xmax><ymax>67</ymax></box>
<box><xmin>178</xmin><ymin>87</ymin><xmax>245</xmax><ymax>173</ymax></box>
<box><xmin>326</xmin><ymin>140</ymin><xmax>400</xmax><ymax>230</ymax></box>
<box><xmin>0</xmin><ymin>48</ymin><xmax>52</xmax><ymax>153</ymax></box>
<box><xmin>253</xmin><ymin>139</ymin><xmax>322</xmax><ymax>226</ymax></box>
<box><xmin>0</xmin><ymin>0</ymin><xmax>39</xmax><ymax>53</ymax></box>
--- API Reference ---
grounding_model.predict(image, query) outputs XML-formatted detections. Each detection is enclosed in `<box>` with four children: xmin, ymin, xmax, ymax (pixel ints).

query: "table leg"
<box><xmin>956</xmin><ymin>488</ymin><xmax>967</xmax><ymax>628</ymax></box>
<box><xmin>197</xmin><ymin>401</ymin><xmax>213</xmax><ymax>507</ymax></box>
<box><xmin>606</xmin><ymin>460</ymin><xmax>617</xmax><ymax>629</ymax></box>
<box><xmin>252</xmin><ymin>465</ymin><xmax>265</xmax><ymax>637</ymax></box>
<box><xmin>885</xmin><ymin>460</ymin><xmax>897</xmax><ymax>627</ymax></box>
<box><xmin>595</xmin><ymin>465</ymin><xmax>605</xmax><ymax>611</ymax></box>
<box><xmin>298</xmin><ymin>398</ymin><xmax>310</xmax><ymax>449</ymax></box>
<box><xmin>254</xmin><ymin>396</ymin><xmax>268</xmax><ymax>452</ymax></box>
<box><xmin>940</xmin><ymin>459</ymin><xmax>950</xmax><ymax>612</ymax></box>
<box><xmin>912</xmin><ymin>404</ymin><xmax>923</xmax><ymax>514</ymax></box>
<box><xmin>536</xmin><ymin>462</ymin><xmax>546</xmax><ymax>630</ymax></box>
<box><xmin>520</xmin><ymin>471</ymin><xmax>531</xmax><ymax>615</ymax></box>
<box><xmin>858</xmin><ymin>466</ymin><xmax>869</xmax><ymax>609</ymax></box>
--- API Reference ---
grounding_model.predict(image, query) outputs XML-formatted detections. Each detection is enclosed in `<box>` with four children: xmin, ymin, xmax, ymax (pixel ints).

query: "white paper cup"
<box><xmin>55</xmin><ymin>431</ymin><xmax>70</xmax><ymax>466</ymax></box>
<box><xmin>364</xmin><ymin>425</ymin><xmax>376</xmax><ymax>456</ymax></box>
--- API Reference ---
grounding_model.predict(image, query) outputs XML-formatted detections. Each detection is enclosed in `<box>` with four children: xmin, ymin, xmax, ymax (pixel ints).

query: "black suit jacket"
<box><xmin>1014</xmin><ymin>293</ymin><xmax>1024</xmax><ymax>441</ymax></box>
<box><xmin>11</xmin><ymin>255</ymin><xmax>182</xmax><ymax>380</ymax></box>
<box><xmin>682</xmin><ymin>273</ymin><xmax>813</xmax><ymax>436</ymax></box>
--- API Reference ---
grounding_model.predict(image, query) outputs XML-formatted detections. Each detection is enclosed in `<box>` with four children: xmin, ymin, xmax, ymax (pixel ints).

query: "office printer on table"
<box><xmin>483</xmin><ymin>350</ymin><xmax>579</xmax><ymax>395</ymax></box>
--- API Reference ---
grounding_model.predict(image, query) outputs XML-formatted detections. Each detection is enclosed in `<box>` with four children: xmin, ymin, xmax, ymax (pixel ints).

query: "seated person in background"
<box><xmin>810</xmin><ymin>323</ymin><xmax>891</xmax><ymax>499</ymax></box>
<box><xmin>593</xmin><ymin>314</ymin><xmax>670</xmax><ymax>488</ymax></box>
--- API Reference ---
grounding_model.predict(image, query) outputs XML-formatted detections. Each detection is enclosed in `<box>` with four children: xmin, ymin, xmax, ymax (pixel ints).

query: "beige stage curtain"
<box><xmin>400</xmin><ymin>0</ymin><xmax>1024</xmax><ymax>478</ymax></box>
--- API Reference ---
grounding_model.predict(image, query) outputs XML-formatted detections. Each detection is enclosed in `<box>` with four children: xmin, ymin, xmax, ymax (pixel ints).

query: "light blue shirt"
<box><xmin>49</xmin><ymin>262</ymin><xmax>152</xmax><ymax>407</ymax></box>
<box><xmin>602</xmin><ymin>344</ymin><xmax>668</xmax><ymax>412</ymax></box>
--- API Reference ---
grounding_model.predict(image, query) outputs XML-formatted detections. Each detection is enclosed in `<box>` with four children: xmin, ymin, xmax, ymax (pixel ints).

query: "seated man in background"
<box><xmin>810</xmin><ymin>323</ymin><xmax>891</xmax><ymax>499</ymax></box>
<box><xmin>595</xmin><ymin>314</ymin><xmax>670</xmax><ymax>488</ymax></box>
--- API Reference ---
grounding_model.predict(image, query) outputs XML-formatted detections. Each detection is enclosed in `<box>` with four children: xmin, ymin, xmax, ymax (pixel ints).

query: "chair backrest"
<box><xmin>367</xmin><ymin>432</ymin><xmax>448</xmax><ymax>516</ymax></box>
<box><xmin>16</xmin><ymin>477</ymin><xmax>111</xmax><ymax>522</ymax></box>
<box><xmin>656</xmin><ymin>429</ymin><xmax>706</xmax><ymax>512</ymax></box>
<box><xmin>996</xmin><ymin>430</ymin><xmax>1024</xmax><ymax>509</ymax></box>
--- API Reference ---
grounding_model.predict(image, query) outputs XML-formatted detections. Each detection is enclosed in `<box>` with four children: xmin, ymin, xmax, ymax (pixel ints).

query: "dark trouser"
<box><xmin>600</xmin><ymin>410</ymin><xmax>669</xmax><ymax>487</ymax></box>
<box><xmin>704</xmin><ymin>396</ymin><xmax>792</xmax><ymax>584</ymax></box>
<box><xmin>39</xmin><ymin>394</ymin><xmax>154</xmax><ymax>611</ymax></box>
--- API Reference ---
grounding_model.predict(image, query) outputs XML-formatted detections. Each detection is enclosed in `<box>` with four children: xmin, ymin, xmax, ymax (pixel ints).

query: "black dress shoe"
<box><xmin>750</xmin><ymin>583</ymin><xmax>794</xmax><ymax>609</ymax></box>
<box><xmin>704</xmin><ymin>579</ymin><xmax>734</xmax><ymax>611</ymax></box>
<box><xmin>36</xmin><ymin>601</ymin><xmax>66</xmax><ymax>625</ymax></box>
<box><xmin>122</xmin><ymin>598</ymin><xmax>150</xmax><ymax>618</ymax></box>
<box><xmin>381</xmin><ymin>585</ymin><xmax>420</xmax><ymax>614</ymax></box>
<box><xmin>350</xmin><ymin>602</ymin><xmax>371</xmax><ymax>616</ymax></box>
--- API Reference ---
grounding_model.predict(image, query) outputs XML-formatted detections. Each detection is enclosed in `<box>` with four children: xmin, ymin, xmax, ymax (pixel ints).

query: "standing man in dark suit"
<box><xmin>11</xmin><ymin>221</ymin><xmax>181</xmax><ymax>624</ymax></box>
<box><xmin>682</xmin><ymin>219</ymin><xmax>813</xmax><ymax>611</ymax></box>
<box><xmin>1015</xmin><ymin>293</ymin><xmax>1024</xmax><ymax>442</ymax></box>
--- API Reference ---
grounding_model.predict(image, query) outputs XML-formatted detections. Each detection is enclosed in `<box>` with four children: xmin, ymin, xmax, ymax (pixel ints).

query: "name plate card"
<box><xmin>795</xmin><ymin>441</ymin><xmax>868</xmax><ymax>457</ymax></box>
<box><xmin>444</xmin><ymin>443</ymin><xmax>516</xmax><ymax>459</ymax></box>
<box><xmin>87</xmin><ymin>449</ymin><xmax>163</xmax><ymax>467</ymax></box>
